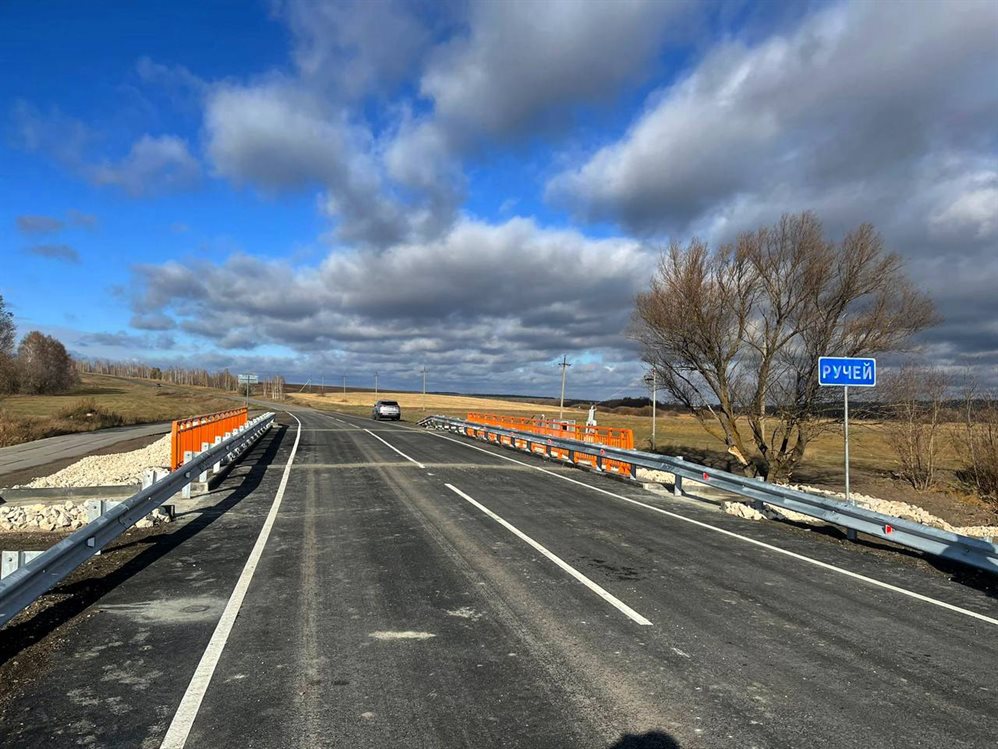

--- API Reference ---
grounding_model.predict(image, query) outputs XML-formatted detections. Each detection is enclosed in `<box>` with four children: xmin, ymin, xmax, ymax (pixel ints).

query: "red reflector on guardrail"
<box><xmin>885</xmin><ymin>524</ymin><xmax>894</xmax><ymax>534</ymax></box>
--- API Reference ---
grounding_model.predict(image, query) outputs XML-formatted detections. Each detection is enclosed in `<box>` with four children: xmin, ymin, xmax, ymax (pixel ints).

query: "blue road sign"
<box><xmin>818</xmin><ymin>357</ymin><xmax>876</xmax><ymax>387</ymax></box>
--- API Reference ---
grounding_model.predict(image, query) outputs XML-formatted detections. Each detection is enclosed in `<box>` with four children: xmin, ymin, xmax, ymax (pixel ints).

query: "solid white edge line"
<box><xmin>160</xmin><ymin>412</ymin><xmax>304</xmax><ymax>749</ymax></box>
<box><xmin>363</xmin><ymin>429</ymin><xmax>426</xmax><ymax>468</ymax></box>
<box><xmin>428</xmin><ymin>430</ymin><xmax>998</xmax><ymax>628</ymax></box>
<box><xmin>444</xmin><ymin>483</ymin><xmax>652</xmax><ymax>626</ymax></box>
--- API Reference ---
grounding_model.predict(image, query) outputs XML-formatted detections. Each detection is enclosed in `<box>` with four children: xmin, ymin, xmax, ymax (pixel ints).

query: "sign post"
<box><xmin>237</xmin><ymin>374</ymin><xmax>258</xmax><ymax>405</ymax></box>
<box><xmin>643</xmin><ymin>371</ymin><xmax>657</xmax><ymax>450</ymax></box>
<box><xmin>818</xmin><ymin>357</ymin><xmax>876</xmax><ymax>513</ymax></box>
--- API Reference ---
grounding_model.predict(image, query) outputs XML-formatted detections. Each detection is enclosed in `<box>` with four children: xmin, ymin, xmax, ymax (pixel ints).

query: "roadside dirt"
<box><xmin>0</xmin><ymin>525</ymin><xmax>169</xmax><ymax>709</ymax></box>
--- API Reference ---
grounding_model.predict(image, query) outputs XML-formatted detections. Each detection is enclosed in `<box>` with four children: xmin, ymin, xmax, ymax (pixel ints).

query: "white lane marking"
<box><xmin>445</xmin><ymin>483</ymin><xmax>652</xmax><ymax>627</ymax></box>
<box><xmin>364</xmin><ymin>429</ymin><xmax>426</xmax><ymax>468</ymax></box>
<box><xmin>429</xmin><ymin>432</ymin><xmax>998</xmax><ymax>628</ymax></box>
<box><xmin>160</xmin><ymin>413</ymin><xmax>303</xmax><ymax>749</ymax></box>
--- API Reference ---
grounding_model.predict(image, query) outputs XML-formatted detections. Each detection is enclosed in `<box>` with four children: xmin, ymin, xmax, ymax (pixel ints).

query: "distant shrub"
<box><xmin>0</xmin><ymin>414</ymin><xmax>45</xmax><ymax>448</ymax></box>
<box><xmin>958</xmin><ymin>392</ymin><xmax>998</xmax><ymax>506</ymax></box>
<box><xmin>57</xmin><ymin>398</ymin><xmax>125</xmax><ymax>428</ymax></box>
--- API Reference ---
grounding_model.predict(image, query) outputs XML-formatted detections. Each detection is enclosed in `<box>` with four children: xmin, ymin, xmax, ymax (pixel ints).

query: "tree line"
<box><xmin>75</xmin><ymin>359</ymin><xmax>243</xmax><ymax>391</ymax></box>
<box><xmin>0</xmin><ymin>295</ymin><xmax>78</xmax><ymax>395</ymax></box>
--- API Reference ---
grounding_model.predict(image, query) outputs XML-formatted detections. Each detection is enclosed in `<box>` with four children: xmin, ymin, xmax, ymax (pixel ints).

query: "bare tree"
<box><xmin>17</xmin><ymin>331</ymin><xmax>79</xmax><ymax>394</ymax></box>
<box><xmin>881</xmin><ymin>365</ymin><xmax>948</xmax><ymax>490</ymax></box>
<box><xmin>0</xmin><ymin>294</ymin><xmax>16</xmax><ymax>394</ymax></box>
<box><xmin>631</xmin><ymin>212</ymin><xmax>937</xmax><ymax>481</ymax></box>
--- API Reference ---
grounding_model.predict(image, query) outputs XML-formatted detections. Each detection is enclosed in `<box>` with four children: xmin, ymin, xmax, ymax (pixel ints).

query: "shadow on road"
<box><xmin>0</xmin><ymin>424</ymin><xmax>288</xmax><ymax>667</ymax></box>
<box><xmin>608</xmin><ymin>730</ymin><xmax>681</xmax><ymax>748</ymax></box>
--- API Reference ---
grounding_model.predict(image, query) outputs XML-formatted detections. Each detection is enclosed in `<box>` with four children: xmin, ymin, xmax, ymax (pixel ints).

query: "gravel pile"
<box><xmin>637</xmin><ymin>467</ymin><xmax>996</xmax><ymax>541</ymax></box>
<box><xmin>789</xmin><ymin>484</ymin><xmax>998</xmax><ymax>541</ymax></box>
<box><xmin>0</xmin><ymin>502</ymin><xmax>88</xmax><ymax>532</ymax></box>
<box><xmin>0</xmin><ymin>501</ymin><xmax>171</xmax><ymax>532</ymax></box>
<box><xmin>19</xmin><ymin>436</ymin><xmax>171</xmax><ymax>489</ymax></box>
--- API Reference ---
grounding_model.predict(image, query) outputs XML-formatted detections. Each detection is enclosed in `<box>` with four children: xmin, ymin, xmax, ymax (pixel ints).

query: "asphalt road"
<box><xmin>0</xmin><ymin>422</ymin><xmax>171</xmax><ymax>478</ymax></box>
<box><xmin>2</xmin><ymin>407</ymin><xmax>996</xmax><ymax>748</ymax></box>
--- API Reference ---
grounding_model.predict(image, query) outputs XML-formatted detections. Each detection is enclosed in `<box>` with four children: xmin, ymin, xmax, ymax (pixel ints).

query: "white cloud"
<box><xmin>278</xmin><ymin>0</ymin><xmax>435</xmax><ymax>99</ymax></box>
<box><xmin>421</xmin><ymin>0</ymin><xmax>691</xmax><ymax>139</ymax></box>
<box><xmin>205</xmin><ymin>81</ymin><xmax>360</xmax><ymax>190</ymax></box>
<box><xmin>548</xmin><ymin>0</ymin><xmax>998</xmax><ymax>234</ymax></box>
<box><xmin>90</xmin><ymin>135</ymin><xmax>200</xmax><ymax>196</ymax></box>
<box><xmin>129</xmin><ymin>217</ymin><xmax>653</xmax><ymax>391</ymax></box>
<box><xmin>930</xmin><ymin>175</ymin><xmax>998</xmax><ymax>241</ymax></box>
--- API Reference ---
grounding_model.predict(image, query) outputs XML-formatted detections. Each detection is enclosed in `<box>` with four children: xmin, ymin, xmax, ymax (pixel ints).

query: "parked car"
<box><xmin>372</xmin><ymin>400</ymin><xmax>402</xmax><ymax>421</ymax></box>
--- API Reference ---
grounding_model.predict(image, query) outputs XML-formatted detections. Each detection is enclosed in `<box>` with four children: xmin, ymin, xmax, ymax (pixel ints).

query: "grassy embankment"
<box><xmin>0</xmin><ymin>374</ymin><xmax>238</xmax><ymax>448</ymax></box>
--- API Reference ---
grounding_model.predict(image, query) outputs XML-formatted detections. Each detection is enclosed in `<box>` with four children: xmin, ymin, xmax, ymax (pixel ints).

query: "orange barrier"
<box><xmin>466</xmin><ymin>412</ymin><xmax>634</xmax><ymax>476</ymax></box>
<box><xmin>170</xmin><ymin>407</ymin><xmax>248</xmax><ymax>470</ymax></box>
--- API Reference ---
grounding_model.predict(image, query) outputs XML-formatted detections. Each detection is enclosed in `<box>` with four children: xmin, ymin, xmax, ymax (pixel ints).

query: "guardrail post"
<box><xmin>198</xmin><ymin>442</ymin><xmax>210</xmax><ymax>483</ymax></box>
<box><xmin>751</xmin><ymin>476</ymin><xmax>766</xmax><ymax>512</ymax></box>
<box><xmin>846</xmin><ymin>528</ymin><xmax>858</xmax><ymax>541</ymax></box>
<box><xmin>213</xmin><ymin>436</ymin><xmax>223</xmax><ymax>474</ymax></box>
<box><xmin>182</xmin><ymin>450</ymin><xmax>194</xmax><ymax>499</ymax></box>
<box><xmin>673</xmin><ymin>457</ymin><xmax>684</xmax><ymax>496</ymax></box>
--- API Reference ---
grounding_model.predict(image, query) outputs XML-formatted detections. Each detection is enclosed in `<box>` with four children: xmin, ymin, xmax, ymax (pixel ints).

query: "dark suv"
<box><xmin>372</xmin><ymin>400</ymin><xmax>402</xmax><ymax>421</ymax></box>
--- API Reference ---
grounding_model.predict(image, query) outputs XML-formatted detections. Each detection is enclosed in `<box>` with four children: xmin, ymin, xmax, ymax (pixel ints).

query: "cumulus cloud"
<box><xmin>17</xmin><ymin>215</ymin><xmax>65</xmax><ymax>234</ymax></box>
<box><xmin>205</xmin><ymin>80</ymin><xmax>461</xmax><ymax>246</ymax></box>
<box><xmin>128</xmin><ymin>218</ymin><xmax>653</xmax><ymax>392</ymax></box>
<box><xmin>548</xmin><ymin>0</ymin><xmax>998</xmax><ymax>234</ymax></box>
<box><xmin>546</xmin><ymin>0</ymin><xmax>998</xmax><ymax>379</ymax></box>
<box><xmin>421</xmin><ymin>0</ymin><xmax>691</xmax><ymax>139</ymax></box>
<box><xmin>278</xmin><ymin>0</ymin><xmax>436</xmax><ymax>99</ymax></box>
<box><xmin>90</xmin><ymin>134</ymin><xmax>201</xmax><ymax>196</ymax></box>
<box><xmin>26</xmin><ymin>244</ymin><xmax>80</xmax><ymax>263</ymax></box>
<box><xmin>10</xmin><ymin>101</ymin><xmax>200</xmax><ymax>197</ymax></box>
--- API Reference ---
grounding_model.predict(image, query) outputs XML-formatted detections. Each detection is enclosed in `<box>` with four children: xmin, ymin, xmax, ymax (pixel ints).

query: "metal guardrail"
<box><xmin>421</xmin><ymin>415</ymin><xmax>998</xmax><ymax>575</ymax></box>
<box><xmin>0</xmin><ymin>412</ymin><xmax>276</xmax><ymax>628</ymax></box>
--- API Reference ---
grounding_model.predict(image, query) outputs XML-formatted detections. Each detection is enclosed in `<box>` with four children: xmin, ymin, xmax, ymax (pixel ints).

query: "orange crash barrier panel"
<box><xmin>466</xmin><ymin>412</ymin><xmax>634</xmax><ymax>476</ymax></box>
<box><xmin>170</xmin><ymin>407</ymin><xmax>249</xmax><ymax>470</ymax></box>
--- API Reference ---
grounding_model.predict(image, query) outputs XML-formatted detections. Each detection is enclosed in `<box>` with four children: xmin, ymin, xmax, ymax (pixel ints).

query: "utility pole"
<box><xmin>375</xmin><ymin>371</ymin><xmax>379</xmax><ymax>397</ymax></box>
<box><xmin>343</xmin><ymin>375</ymin><xmax>346</xmax><ymax>394</ymax></box>
<box><xmin>558</xmin><ymin>355</ymin><xmax>571</xmax><ymax>421</ymax></box>
<box><xmin>421</xmin><ymin>366</ymin><xmax>427</xmax><ymax>412</ymax></box>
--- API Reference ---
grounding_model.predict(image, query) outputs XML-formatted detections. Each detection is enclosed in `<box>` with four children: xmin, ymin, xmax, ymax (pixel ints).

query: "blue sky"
<box><xmin>2</xmin><ymin>0</ymin><xmax>996</xmax><ymax>397</ymax></box>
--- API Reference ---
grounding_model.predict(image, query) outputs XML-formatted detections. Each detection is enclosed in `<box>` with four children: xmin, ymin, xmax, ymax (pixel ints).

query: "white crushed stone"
<box><xmin>788</xmin><ymin>484</ymin><xmax>998</xmax><ymax>541</ymax></box>
<box><xmin>638</xmin><ymin>467</ymin><xmax>996</xmax><ymax>541</ymax></box>
<box><xmin>0</xmin><ymin>501</ymin><xmax>170</xmax><ymax>532</ymax></box>
<box><xmin>637</xmin><ymin>468</ymin><xmax>675</xmax><ymax>484</ymax></box>
<box><xmin>19</xmin><ymin>435</ymin><xmax>171</xmax><ymax>489</ymax></box>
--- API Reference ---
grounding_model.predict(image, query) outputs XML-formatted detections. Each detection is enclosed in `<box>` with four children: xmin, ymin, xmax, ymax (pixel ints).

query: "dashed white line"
<box><xmin>428</xmin><ymin>431</ymin><xmax>998</xmax><ymax>627</ymax></box>
<box><xmin>444</xmin><ymin>483</ymin><xmax>652</xmax><ymax>626</ymax></box>
<box><xmin>160</xmin><ymin>413</ymin><xmax>303</xmax><ymax>749</ymax></box>
<box><xmin>364</xmin><ymin>429</ymin><xmax>426</xmax><ymax>468</ymax></box>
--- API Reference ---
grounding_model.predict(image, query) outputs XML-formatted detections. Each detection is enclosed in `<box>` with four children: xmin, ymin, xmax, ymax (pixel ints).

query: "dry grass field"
<box><xmin>0</xmin><ymin>374</ymin><xmax>237</xmax><ymax>447</ymax></box>
<box><xmin>291</xmin><ymin>390</ymin><xmax>578</xmax><ymax>418</ymax></box>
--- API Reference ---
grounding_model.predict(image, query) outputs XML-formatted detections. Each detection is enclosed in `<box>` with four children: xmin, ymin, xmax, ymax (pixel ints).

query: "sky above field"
<box><xmin>2</xmin><ymin>0</ymin><xmax>996</xmax><ymax>398</ymax></box>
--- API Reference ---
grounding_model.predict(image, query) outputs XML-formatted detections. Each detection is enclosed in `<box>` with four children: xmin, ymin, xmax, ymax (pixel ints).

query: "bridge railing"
<box><xmin>421</xmin><ymin>414</ymin><xmax>998</xmax><ymax>575</ymax></box>
<box><xmin>171</xmin><ymin>407</ymin><xmax>248</xmax><ymax>470</ymax></box>
<box><xmin>0</xmin><ymin>412</ymin><xmax>276</xmax><ymax>629</ymax></box>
